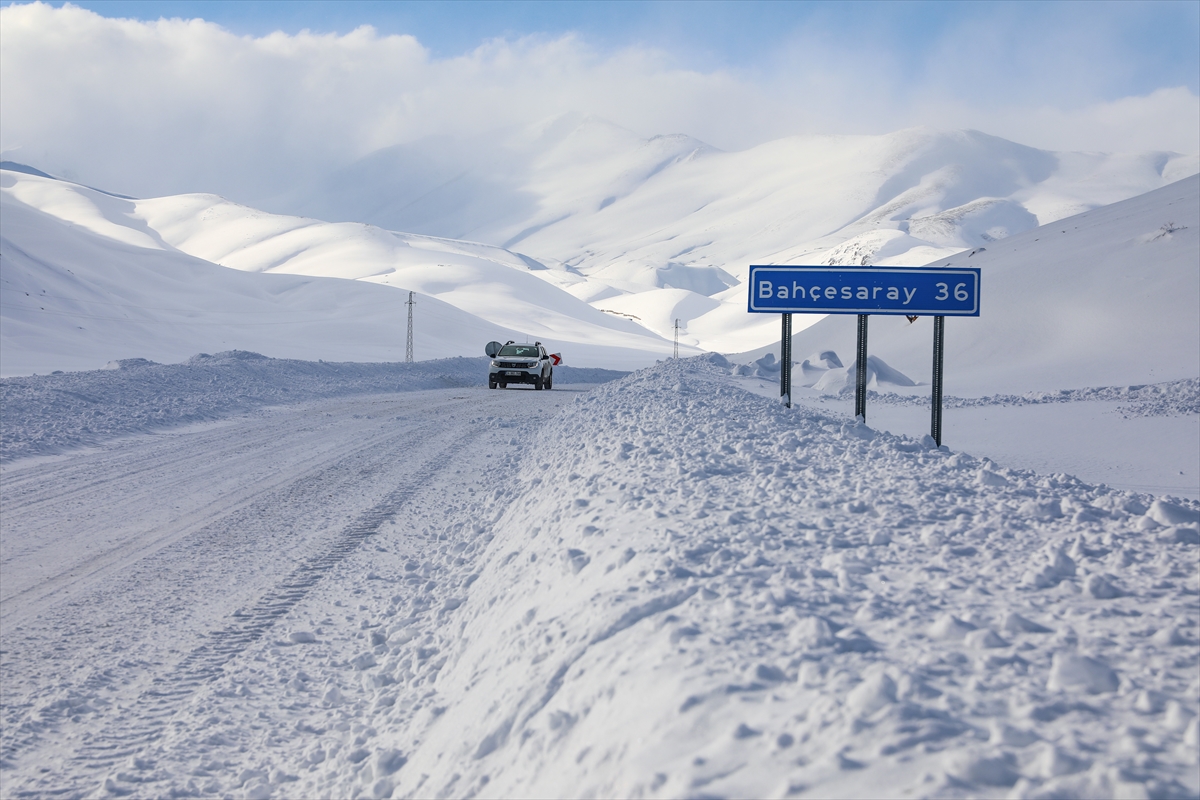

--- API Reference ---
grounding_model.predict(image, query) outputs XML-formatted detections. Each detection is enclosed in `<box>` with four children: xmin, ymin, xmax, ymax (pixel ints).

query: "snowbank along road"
<box><xmin>1</xmin><ymin>356</ymin><xmax>1198</xmax><ymax>799</ymax></box>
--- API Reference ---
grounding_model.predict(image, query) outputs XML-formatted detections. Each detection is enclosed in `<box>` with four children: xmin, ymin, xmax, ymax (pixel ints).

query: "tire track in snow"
<box><xmin>1</xmin><ymin>423</ymin><xmax>479</xmax><ymax>794</ymax></box>
<box><xmin>0</xmin><ymin>407</ymin><xmax>410</xmax><ymax>616</ymax></box>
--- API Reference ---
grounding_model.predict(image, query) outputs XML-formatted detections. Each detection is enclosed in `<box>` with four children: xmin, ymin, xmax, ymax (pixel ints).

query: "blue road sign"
<box><xmin>747</xmin><ymin>265</ymin><xmax>981</xmax><ymax>316</ymax></box>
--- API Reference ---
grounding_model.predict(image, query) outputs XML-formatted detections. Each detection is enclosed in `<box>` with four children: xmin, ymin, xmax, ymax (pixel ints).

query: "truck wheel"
<box><xmin>489</xmin><ymin>379</ymin><xmax>497</xmax><ymax>389</ymax></box>
<box><xmin>534</xmin><ymin>375</ymin><xmax>544</xmax><ymax>390</ymax></box>
<box><xmin>545</xmin><ymin>372</ymin><xmax>553</xmax><ymax>390</ymax></box>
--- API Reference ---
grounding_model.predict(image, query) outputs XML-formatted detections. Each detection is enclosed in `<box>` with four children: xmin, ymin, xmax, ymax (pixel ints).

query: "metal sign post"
<box><xmin>747</xmin><ymin>265</ymin><xmax>980</xmax><ymax>443</ymax></box>
<box><xmin>855</xmin><ymin>314</ymin><xmax>868</xmax><ymax>421</ymax></box>
<box><xmin>931</xmin><ymin>315</ymin><xmax>946</xmax><ymax>445</ymax></box>
<box><xmin>780</xmin><ymin>313</ymin><xmax>792</xmax><ymax>407</ymax></box>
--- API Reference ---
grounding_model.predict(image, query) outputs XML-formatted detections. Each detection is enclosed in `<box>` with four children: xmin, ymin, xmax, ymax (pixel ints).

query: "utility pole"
<box><xmin>673</xmin><ymin>318</ymin><xmax>680</xmax><ymax>359</ymax></box>
<box><xmin>405</xmin><ymin>291</ymin><xmax>414</xmax><ymax>363</ymax></box>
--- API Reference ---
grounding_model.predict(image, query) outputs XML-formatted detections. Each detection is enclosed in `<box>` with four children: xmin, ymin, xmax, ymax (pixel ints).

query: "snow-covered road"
<box><xmin>0</xmin><ymin>386</ymin><xmax>580</xmax><ymax>796</ymax></box>
<box><xmin>1</xmin><ymin>358</ymin><xmax>1197</xmax><ymax>800</ymax></box>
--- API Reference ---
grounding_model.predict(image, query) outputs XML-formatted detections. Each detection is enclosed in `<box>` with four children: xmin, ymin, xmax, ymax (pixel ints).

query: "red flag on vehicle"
<box><xmin>549</xmin><ymin>353</ymin><xmax>562</xmax><ymax>365</ymax></box>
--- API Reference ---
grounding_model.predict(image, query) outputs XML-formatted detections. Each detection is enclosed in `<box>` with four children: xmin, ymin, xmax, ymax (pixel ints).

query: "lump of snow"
<box><xmin>1147</xmin><ymin>499</ymin><xmax>1200</xmax><ymax>527</ymax></box>
<box><xmin>840</xmin><ymin>422</ymin><xmax>875</xmax><ymax>441</ymax></box>
<box><xmin>789</xmin><ymin>616</ymin><xmax>835</xmax><ymax>649</ymax></box>
<box><xmin>351</xmin><ymin>653</ymin><xmax>378</xmax><ymax>670</ymax></box>
<box><xmin>1165</xmin><ymin>701</ymin><xmax>1195</xmax><ymax>732</ymax></box>
<box><xmin>808</xmin><ymin>350</ymin><xmax>843</xmax><ymax>369</ymax></box>
<box><xmin>1133</xmin><ymin>689</ymin><xmax>1169</xmax><ymax>714</ymax></box>
<box><xmin>1047</xmin><ymin>652</ymin><xmax>1119</xmax><ymax>694</ymax></box>
<box><xmin>811</xmin><ymin>355</ymin><xmax>917</xmax><ymax>392</ymax></box>
<box><xmin>1151</xmin><ymin>625</ymin><xmax>1189</xmax><ymax>647</ymax></box>
<box><xmin>1031</xmin><ymin>744</ymin><xmax>1090</xmax><ymax>778</ymax></box>
<box><xmin>1083</xmin><ymin>573</ymin><xmax>1124</xmax><ymax>599</ymax></box>
<box><xmin>1163</xmin><ymin>526</ymin><xmax>1200</xmax><ymax>545</ymax></box>
<box><xmin>964</xmin><ymin>628</ymin><xmax>1009</xmax><ymax>649</ymax></box>
<box><xmin>798</xmin><ymin>351</ymin><xmax>843</xmax><ymax>385</ymax></box>
<box><xmin>753</xmin><ymin>353</ymin><xmax>780</xmax><ymax>374</ymax></box>
<box><xmin>929</xmin><ymin>613</ymin><xmax>976</xmax><ymax>640</ymax></box>
<box><xmin>1019</xmin><ymin>498</ymin><xmax>1064</xmax><ymax>520</ymax></box>
<box><xmin>288</xmin><ymin>631</ymin><xmax>317</xmax><ymax>644</ymax></box>
<box><xmin>1023</xmin><ymin>546</ymin><xmax>1076</xmax><ymax>589</ymax></box>
<box><xmin>990</xmin><ymin>723</ymin><xmax>1039</xmax><ymax>747</ymax></box>
<box><xmin>704</xmin><ymin>353</ymin><xmax>730</xmax><ymax>368</ymax></box>
<box><xmin>920</xmin><ymin>527</ymin><xmax>945</xmax><ymax>547</ymax></box>
<box><xmin>976</xmin><ymin>469</ymin><xmax>1009</xmax><ymax>488</ymax></box>
<box><xmin>797</xmin><ymin>661</ymin><xmax>824</xmax><ymax>687</ymax></box>
<box><xmin>833</xmin><ymin>626</ymin><xmax>877</xmax><ymax>653</ymax></box>
<box><xmin>846</xmin><ymin>672</ymin><xmax>896</xmax><ymax>717</ymax></box>
<box><xmin>946</xmin><ymin>750</ymin><xmax>1020</xmax><ymax>787</ymax></box>
<box><xmin>754</xmin><ymin>664</ymin><xmax>788</xmax><ymax>683</ymax></box>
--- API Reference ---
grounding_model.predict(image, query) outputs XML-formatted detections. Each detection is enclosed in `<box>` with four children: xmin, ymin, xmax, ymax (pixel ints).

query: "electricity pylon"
<box><xmin>405</xmin><ymin>291</ymin><xmax>414</xmax><ymax>363</ymax></box>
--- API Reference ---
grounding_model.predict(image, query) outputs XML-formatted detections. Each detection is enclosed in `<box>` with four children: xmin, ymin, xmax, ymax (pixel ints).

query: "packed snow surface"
<box><xmin>2</xmin><ymin>357</ymin><xmax>1196</xmax><ymax>799</ymax></box>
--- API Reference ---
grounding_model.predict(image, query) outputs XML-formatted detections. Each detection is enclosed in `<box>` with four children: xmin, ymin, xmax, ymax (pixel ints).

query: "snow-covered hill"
<box><xmin>0</xmin><ymin>168</ymin><xmax>689</xmax><ymax>375</ymax></box>
<box><xmin>283</xmin><ymin>117</ymin><xmax>1198</xmax><ymax>352</ymax></box>
<box><xmin>3</xmin><ymin>125</ymin><xmax>1197</xmax><ymax>377</ymax></box>
<box><xmin>736</xmin><ymin>174</ymin><xmax>1200</xmax><ymax>395</ymax></box>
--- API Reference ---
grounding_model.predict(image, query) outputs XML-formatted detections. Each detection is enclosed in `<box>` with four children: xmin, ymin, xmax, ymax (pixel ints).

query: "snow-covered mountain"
<box><xmin>281</xmin><ymin>116</ymin><xmax>1197</xmax><ymax>352</ymax></box>
<box><xmin>2</xmin><ymin>122</ymin><xmax>1197</xmax><ymax>378</ymax></box>
<box><xmin>736</xmin><ymin>174</ymin><xmax>1200</xmax><ymax>395</ymax></box>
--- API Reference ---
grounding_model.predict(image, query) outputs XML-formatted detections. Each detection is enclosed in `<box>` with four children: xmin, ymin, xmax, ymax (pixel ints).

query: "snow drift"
<box><xmin>375</xmin><ymin>357</ymin><xmax>1198</xmax><ymax>799</ymax></box>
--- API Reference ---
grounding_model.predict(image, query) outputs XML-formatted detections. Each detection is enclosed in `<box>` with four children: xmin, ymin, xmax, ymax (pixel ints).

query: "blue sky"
<box><xmin>23</xmin><ymin>0</ymin><xmax>1200</xmax><ymax>98</ymax></box>
<box><xmin>2</xmin><ymin>1</ymin><xmax>1197</xmax><ymax>200</ymax></box>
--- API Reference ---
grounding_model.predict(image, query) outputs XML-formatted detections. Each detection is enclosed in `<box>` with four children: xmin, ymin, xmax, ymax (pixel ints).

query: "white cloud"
<box><xmin>912</xmin><ymin>87</ymin><xmax>1200</xmax><ymax>155</ymax></box>
<box><xmin>2</xmin><ymin>2</ymin><xmax>1196</xmax><ymax>204</ymax></box>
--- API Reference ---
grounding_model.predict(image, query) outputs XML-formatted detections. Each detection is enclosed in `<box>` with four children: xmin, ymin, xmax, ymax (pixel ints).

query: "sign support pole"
<box><xmin>854</xmin><ymin>314</ymin><xmax>868</xmax><ymax>421</ymax></box>
<box><xmin>931</xmin><ymin>315</ymin><xmax>945</xmax><ymax>446</ymax></box>
<box><xmin>747</xmin><ymin>265</ymin><xmax>980</xmax><ymax>444</ymax></box>
<box><xmin>780</xmin><ymin>313</ymin><xmax>792</xmax><ymax>408</ymax></box>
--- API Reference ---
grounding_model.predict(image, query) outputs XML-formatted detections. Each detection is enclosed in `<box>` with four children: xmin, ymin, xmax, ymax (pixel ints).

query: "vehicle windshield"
<box><xmin>498</xmin><ymin>345</ymin><xmax>540</xmax><ymax>358</ymax></box>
